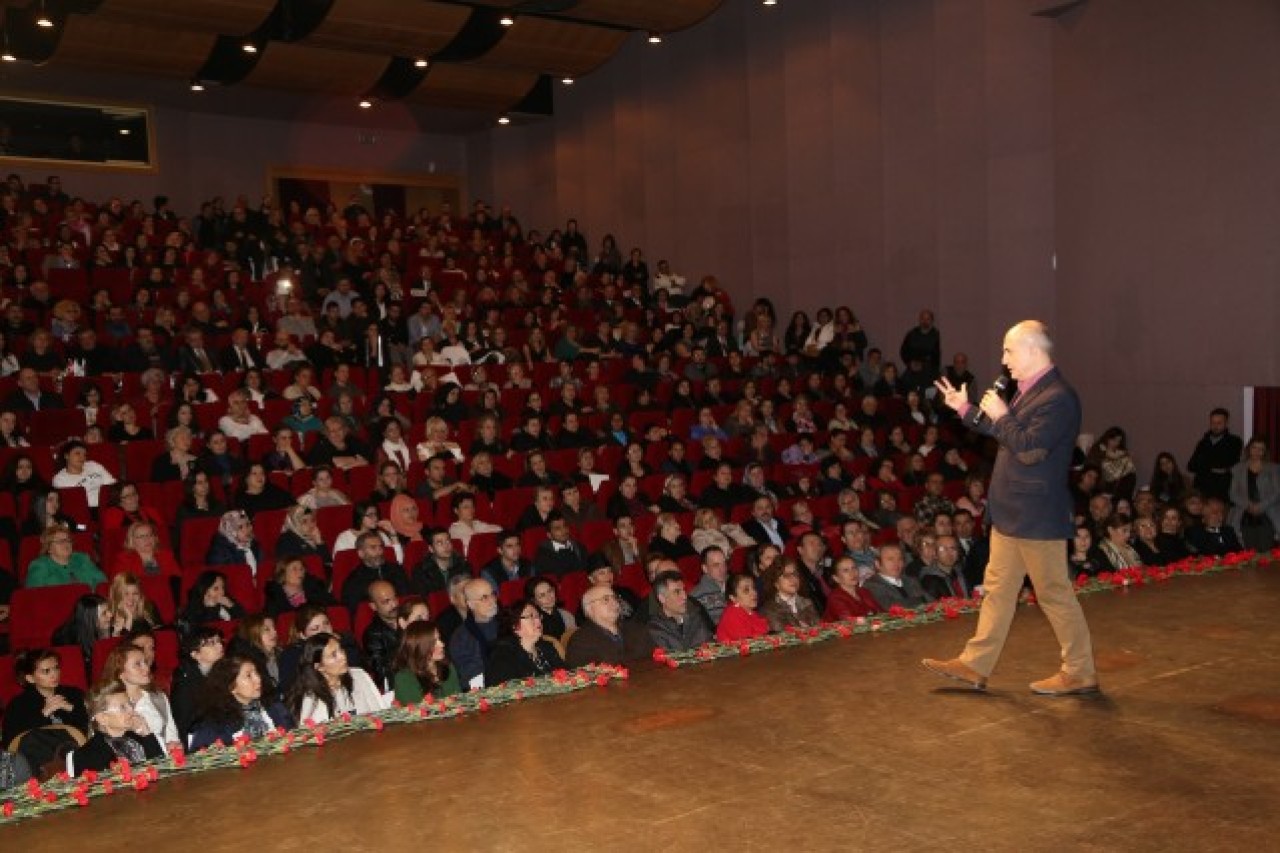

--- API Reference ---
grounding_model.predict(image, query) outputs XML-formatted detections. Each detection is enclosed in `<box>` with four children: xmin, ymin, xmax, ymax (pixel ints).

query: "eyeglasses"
<box><xmin>587</xmin><ymin>594</ymin><xmax>620</xmax><ymax>606</ymax></box>
<box><xmin>200</xmin><ymin>637</ymin><xmax>224</xmax><ymax>648</ymax></box>
<box><xmin>99</xmin><ymin>704</ymin><xmax>135</xmax><ymax>715</ymax></box>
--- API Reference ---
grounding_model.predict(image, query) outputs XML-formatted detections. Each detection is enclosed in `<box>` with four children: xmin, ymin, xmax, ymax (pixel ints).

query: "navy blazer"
<box><xmin>964</xmin><ymin>367</ymin><xmax>1080</xmax><ymax>541</ymax></box>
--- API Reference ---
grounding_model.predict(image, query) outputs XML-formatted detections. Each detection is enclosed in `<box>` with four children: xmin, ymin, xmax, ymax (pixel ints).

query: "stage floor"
<box><xmin>8</xmin><ymin>568</ymin><xmax>1280</xmax><ymax>852</ymax></box>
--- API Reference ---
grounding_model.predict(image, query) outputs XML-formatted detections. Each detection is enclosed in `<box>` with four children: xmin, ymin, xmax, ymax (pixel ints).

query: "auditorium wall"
<box><xmin>470</xmin><ymin>0</ymin><xmax>1280</xmax><ymax>467</ymax></box>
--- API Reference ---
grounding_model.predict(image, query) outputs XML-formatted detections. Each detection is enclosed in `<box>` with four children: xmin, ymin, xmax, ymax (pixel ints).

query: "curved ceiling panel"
<box><xmin>482</xmin><ymin>16</ymin><xmax>626</xmax><ymax>75</ymax></box>
<box><xmin>404</xmin><ymin>63</ymin><xmax>540</xmax><ymax>111</ymax></box>
<box><xmin>242</xmin><ymin>42</ymin><xmax>386</xmax><ymax>95</ymax></box>
<box><xmin>51</xmin><ymin>17</ymin><xmax>216</xmax><ymax>77</ymax></box>
<box><xmin>92</xmin><ymin>0</ymin><xmax>274</xmax><ymax>36</ymax></box>
<box><xmin>568</xmin><ymin>0</ymin><xmax>723</xmax><ymax>33</ymax></box>
<box><xmin>306</xmin><ymin>0</ymin><xmax>468</xmax><ymax>58</ymax></box>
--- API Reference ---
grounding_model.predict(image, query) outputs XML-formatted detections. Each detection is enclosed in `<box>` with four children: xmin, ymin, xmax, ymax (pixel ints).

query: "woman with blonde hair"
<box><xmin>415</xmin><ymin>415</ymin><xmax>462</xmax><ymax>463</ymax></box>
<box><xmin>109</xmin><ymin>520</ymin><xmax>182</xmax><ymax>584</ymax></box>
<box><xmin>106</xmin><ymin>572</ymin><xmax>161</xmax><ymax>635</ymax></box>
<box><xmin>690</xmin><ymin>507</ymin><xmax>757</xmax><ymax>556</ymax></box>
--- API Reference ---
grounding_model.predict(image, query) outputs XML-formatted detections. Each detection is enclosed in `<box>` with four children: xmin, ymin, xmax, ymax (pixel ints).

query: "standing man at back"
<box><xmin>923</xmin><ymin>320</ymin><xmax>1098</xmax><ymax>696</ymax></box>
<box><xmin>1187</xmin><ymin>408</ymin><xmax>1243</xmax><ymax>502</ymax></box>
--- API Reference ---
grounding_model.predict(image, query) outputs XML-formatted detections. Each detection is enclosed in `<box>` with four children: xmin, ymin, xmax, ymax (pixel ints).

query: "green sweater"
<box><xmin>392</xmin><ymin>666</ymin><xmax>461</xmax><ymax>704</ymax></box>
<box><xmin>26</xmin><ymin>553</ymin><xmax>107</xmax><ymax>589</ymax></box>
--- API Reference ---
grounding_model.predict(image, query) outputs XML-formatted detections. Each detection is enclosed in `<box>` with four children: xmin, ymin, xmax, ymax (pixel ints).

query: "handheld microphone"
<box><xmin>975</xmin><ymin>374</ymin><xmax>1011</xmax><ymax>423</ymax></box>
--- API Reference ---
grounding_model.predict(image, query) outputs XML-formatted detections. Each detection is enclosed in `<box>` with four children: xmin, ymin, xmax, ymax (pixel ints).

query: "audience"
<box><xmin>484</xmin><ymin>600</ymin><xmax>567</xmax><ymax>685</ymax></box>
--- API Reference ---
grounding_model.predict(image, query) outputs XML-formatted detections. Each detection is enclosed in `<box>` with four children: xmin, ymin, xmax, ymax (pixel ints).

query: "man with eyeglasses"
<box><xmin>447</xmin><ymin>579</ymin><xmax>501</xmax><ymax>690</ymax></box>
<box><xmin>565</xmin><ymin>584</ymin><xmax>655</xmax><ymax>668</ymax></box>
<box><xmin>919</xmin><ymin>535</ymin><xmax>970</xmax><ymax>600</ymax></box>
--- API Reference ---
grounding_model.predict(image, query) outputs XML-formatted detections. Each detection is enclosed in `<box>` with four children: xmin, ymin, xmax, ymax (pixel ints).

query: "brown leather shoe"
<box><xmin>921</xmin><ymin>658</ymin><xmax>987</xmax><ymax>690</ymax></box>
<box><xmin>1029</xmin><ymin>671</ymin><xmax>1100</xmax><ymax>696</ymax></box>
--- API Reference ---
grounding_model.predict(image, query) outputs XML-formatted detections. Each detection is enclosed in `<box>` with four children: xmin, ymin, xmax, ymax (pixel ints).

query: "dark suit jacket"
<box><xmin>533</xmin><ymin>539</ymin><xmax>589</xmax><ymax>576</ymax></box>
<box><xmin>741</xmin><ymin>517</ymin><xmax>789</xmax><ymax>548</ymax></box>
<box><xmin>218</xmin><ymin>344</ymin><xmax>264</xmax><ymax>372</ymax></box>
<box><xmin>3</xmin><ymin>390</ymin><xmax>64</xmax><ymax>412</ymax></box>
<box><xmin>864</xmin><ymin>574</ymin><xmax>932</xmax><ymax>610</ymax></box>
<box><xmin>176</xmin><ymin>344</ymin><xmax>220</xmax><ymax>374</ymax></box>
<box><xmin>963</xmin><ymin>366</ymin><xmax>1080</xmax><ymax>540</ymax></box>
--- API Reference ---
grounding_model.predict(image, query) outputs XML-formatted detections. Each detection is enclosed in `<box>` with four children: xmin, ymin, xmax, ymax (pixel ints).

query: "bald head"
<box><xmin>1002</xmin><ymin>320</ymin><xmax>1054</xmax><ymax>381</ymax></box>
<box><xmin>367</xmin><ymin>580</ymin><xmax>399</xmax><ymax>622</ymax></box>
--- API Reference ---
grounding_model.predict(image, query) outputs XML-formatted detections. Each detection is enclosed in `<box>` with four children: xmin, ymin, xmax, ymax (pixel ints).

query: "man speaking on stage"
<box><xmin>923</xmin><ymin>320</ymin><xmax>1099</xmax><ymax>696</ymax></box>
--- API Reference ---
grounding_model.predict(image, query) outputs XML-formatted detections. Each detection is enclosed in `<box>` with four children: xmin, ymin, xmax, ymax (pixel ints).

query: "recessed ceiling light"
<box><xmin>561</xmin><ymin>76</ymin><xmax>574</xmax><ymax>85</ymax></box>
<box><xmin>242</xmin><ymin>42</ymin><xmax>258</xmax><ymax>54</ymax></box>
<box><xmin>414</xmin><ymin>57</ymin><xmax>429</xmax><ymax>68</ymax></box>
<box><xmin>358</xmin><ymin>99</ymin><xmax>373</xmax><ymax>109</ymax></box>
<box><xmin>648</xmin><ymin>32</ymin><xmax>663</xmax><ymax>44</ymax></box>
<box><xmin>763</xmin><ymin>0</ymin><xmax>778</xmax><ymax>5</ymax></box>
<box><xmin>119</xmin><ymin>128</ymin><xmax>130</xmax><ymax>135</ymax></box>
<box><xmin>497</xmin><ymin>115</ymin><xmax>511</xmax><ymax>125</ymax></box>
<box><xmin>1</xmin><ymin>52</ymin><xmax>16</xmax><ymax>63</ymax></box>
<box><xmin>190</xmin><ymin>80</ymin><xmax>205</xmax><ymax>91</ymax></box>
<box><xmin>499</xmin><ymin>15</ymin><xmax>515</xmax><ymax>26</ymax></box>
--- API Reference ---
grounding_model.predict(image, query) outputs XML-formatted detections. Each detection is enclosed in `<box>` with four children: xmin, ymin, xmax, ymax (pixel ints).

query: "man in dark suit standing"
<box><xmin>923</xmin><ymin>321</ymin><xmax>1098</xmax><ymax>696</ymax></box>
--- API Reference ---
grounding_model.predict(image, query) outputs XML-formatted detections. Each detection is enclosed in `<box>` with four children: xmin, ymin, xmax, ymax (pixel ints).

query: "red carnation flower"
<box><xmin>146</xmin><ymin>767</ymin><xmax>159</xmax><ymax>782</ymax></box>
<box><xmin>739</xmin><ymin>643</ymin><xmax>751</xmax><ymax>656</ymax></box>
<box><xmin>371</xmin><ymin>716</ymin><xmax>385</xmax><ymax>731</ymax></box>
<box><xmin>651</xmin><ymin>648</ymin><xmax>667</xmax><ymax>663</ymax></box>
<box><xmin>74</xmin><ymin>789</ymin><xmax>89</xmax><ymax>808</ymax></box>
<box><xmin>3</xmin><ymin>801</ymin><xmax>13</xmax><ymax>818</ymax></box>
<box><xmin>478</xmin><ymin>699</ymin><xmax>492</xmax><ymax>712</ymax></box>
<box><xmin>595</xmin><ymin>674</ymin><xmax>610</xmax><ymax>687</ymax></box>
<box><xmin>102</xmin><ymin>780</ymin><xmax>114</xmax><ymax>796</ymax></box>
<box><xmin>132</xmin><ymin>776</ymin><xmax>149</xmax><ymax>792</ymax></box>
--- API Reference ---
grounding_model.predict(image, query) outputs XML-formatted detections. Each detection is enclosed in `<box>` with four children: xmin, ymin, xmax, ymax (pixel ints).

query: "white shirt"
<box><xmin>297</xmin><ymin>668</ymin><xmax>388</xmax><ymax>723</ymax></box>
<box><xmin>52</xmin><ymin>461</ymin><xmax>117</xmax><ymax>508</ymax></box>
<box><xmin>218</xmin><ymin>414</ymin><xmax>269</xmax><ymax>441</ymax></box>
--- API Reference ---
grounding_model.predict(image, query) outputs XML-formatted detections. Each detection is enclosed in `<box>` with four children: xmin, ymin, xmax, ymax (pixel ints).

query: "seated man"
<box><xmin>1186</xmin><ymin>497</ymin><xmax>1244</xmax><ymax>556</ymax></box>
<box><xmin>448</xmin><ymin>578</ymin><xmax>500</xmax><ymax>690</ymax></box>
<box><xmin>919</xmin><ymin>534</ymin><xmax>970</xmax><ymax>600</ymax></box>
<box><xmin>340</xmin><ymin>531</ymin><xmax>410</xmax><ymax>614</ymax></box>
<box><xmin>741</xmin><ymin>496</ymin><xmax>788</xmax><ymax>549</ymax></box>
<box><xmin>481</xmin><ymin>530</ymin><xmax>535</xmax><ymax>590</ymax></box>
<box><xmin>515</xmin><ymin>486</ymin><xmax>557</xmax><ymax>533</ymax></box>
<box><xmin>582</xmin><ymin>558</ymin><xmax>643</xmax><ymax>622</ymax></box>
<box><xmin>863</xmin><ymin>543</ymin><xmax>931</xmax><ymax>611</ymax></box>
<box><xmin>840</xmin><ymin>520</ymin><xmax>879</xmax><ymax>581</ymax></box>
<box><xmin>361</xmin><ymin>580</ymin><xmax>402</xmax><ymax>692</ymax></box>
<box><xmin>688</xmin><ymin>546</ymin><xmax>729</xmax><ymax>625</ymax></box>
<box><xmin>411</xmin><ymin>527</ymin><xmax>472</xmax><ymax>596</ymax></box>
<box><xmin>914</xmin><ymin>472</ymin><xmax>956</xmax><ymax>527</ymax></box>
<box><xmin>533</xmin><ymin>515</ymin><xmax>590</xmax><ymax>576</ymax></box>
<box><xmin>217</xmin><ymin>390</ymin><xmax>269</xmax><ymax>442</ymax></box>
<box><xmin>597</xmin><ymin>515</ymin><xmax>648</xmax><ymax>574</ymax></box>
<box><xmin>415</xmin><ymin>453</ymin><xmax>471</xmax><ymax>502</ymax></box>
<box><xmin>647</xmin><ymin>570</ymin><xmax>715</xmax><ymax>652</ymax></box>
<box><xmin>565</xmin><ymin>583</ymin><xmax>656</xmax><ymax>667</ymax></box>
<box><xmin>558</xmin><ymin>480</ymin><xmax>603</xmax><ymax>527</ymax></box>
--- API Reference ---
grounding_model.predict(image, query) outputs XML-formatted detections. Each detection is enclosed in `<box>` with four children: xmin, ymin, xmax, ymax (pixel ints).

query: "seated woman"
<box><xmin>98</xmin><ymin>641</ymin><xmax>181</xmax><ymax>754</ymax></box>
<box><xmin>715</xmin><ymin>573</ymin><xmax>770</xmax><ymax>643</ymax></box>
<box><xmin>169</xmin><ymin>626</ymin><xmax>226</xmax><ymax>742</ymax></box>
<box><xmin>648</xmin><ymin>512</ymin><xmax>697</xmax><ymax>560</ymax></box>
<box><xmin>151</xmin><ymin>425</ymin><xmax>200</xmax><ymax>482</ymax></box>
<box><xmin>275</xmin><ymin>505</ymin><xmax>330</xmax><ymax>570</ymax></box>
<box><xmin>230</xmin><ymin>615</ymin><xmax>284</xmax><ymax>701</ymax></box>
<box><xmin>52</xmin><ymin>594</ymin><xmax>111</xmax><ymax>673</ymax></box>
<box><xmin>106</xmin><ymin>572</ymin><xmax>162</xmax><ymax>635</ymax></box>
<box><xmin>1098</xmin><ymin>513</ymin><xmax>1143</xmax><ymax>570</ymax></box>
<box><xmin>264</xmin><ymin>557</ymin><xmax>336</xmax><ymax>617</ymax></box>
<box><xmin>758</xmin><ymin>558</ymin><xmax>821</xmax><ymax>632</ymax></box>
<box><xmin>1132</xmin><ymin>515</ymin><xmax>1176</xmax><ymax>567</ymax></box>
<box><xmin>106</xmin><ymin>402</ymin><xmax>154</xmax><ymax>444</ymax></box>
<box><xmin>690</xmin><ymin>508</ymin><xmax>756</xmax><ymax>557</ymax></box>
<box><xmin>657</xmin><ymin>474</ymin><xmax>699</xmax><ymax>514</ymax></box>
<box><xmin>607</xmin><ymin>475</ymin><xmax>658</xmax><ymax>521</ymax></box>
<box><xmin>415</xmin><ymin>415</ymin><xmax>463</xmax><ymax>463</ymax></box>
<box><xmin>26</xmin><ymin>524</ymin><xmax>106</xmax><ymax>588</ymax></box>
<box><xmin>524</xmin><ymin>575</ymin><xmax>577</xmax><ymax>643</ymax></box>
<box><xmin>1</xmin><ymin>648</ymin><xmax>89</xmax><ymax>750</ymax></box>
<box><xmin>189</xmin><ymin>656</ymin><xmax>295</xmax><ymax>752</ymax></box>
<box><xmin>235</xmin><ymin>463</ymin><xmax>295</xmax><ymax>517</ymax></box>
<box><xmin>173</xmin><ymin>471</ymin><xmax>224</xmax><ymax>548</ymax></box>
<box><xmin>484</xmin><ymin>600</ymin><xmax>567</xmax><ymax>686</ymax></box>
<box><xmin>180</xmin><ymin>570</ymin><xmax>246</xmax><ymax>631</ymax></box>
<box><xmin>388</xmin><ymin>493</ymin><xmax>426</xmax><ymax>545</ymax></box>
<box><xmin>52</xmin><ymin>439</ymin><xmax>117</xmax><ymax>509</ymax></box>
<box><xmin>1156</xmin><ymin>506</ymin><xmax>1192</xmax><ymax>563</ymax></box>
<box><xmin>287</xmin><ymin>632</ymin><xmax>388</xmax><ymax>723</ymax></box>
<box><xmin>205</xmin><ymin>510</ymin><xmax>263</xmax><ymax>571</ymax></box>
<box><xmin>1067</xmin><ymin>524</ymin><xmax>1106</xmax><ymax>580</ymax></box>
<box><xmin>109</xmin><ymin>521</ymin><xmax>182</xmax><ymax>584</ymax></box>
<box><xmin>276</xmin><ymin>604</ymin><xmax>364</xmax><ymax>695</ymax></box>
<box><xmin>297</xmin><ymin>464</ymin><xmax>350</xmax><ymax>510</ymax></box>
<box><xmin>68</xmin><ymin>680</ymin><xmax>164</xmax><ymax>777</ymax></box>
<box><xmin>391</xmin><ymin>620</ymin><xmax>461</xmax><ymax>704</ymax></box>
<box><xmin>333</xmin><ymin>501</ymin><xmax>404</xmax><ymax>563</ymax></box>
<box><xmin>822</xmin><ymin>555</ymin><xmax>882</xmax><ymax>621</ymax></box>
<box><xmin>101</xmin><ymin>482</ymin><xmax>166</xmax><ymax>534</ymax></box>
<box><xmin>22</xmin><ymin>488</ymin><xmax>82</xmax><ymax>538</ymax></box>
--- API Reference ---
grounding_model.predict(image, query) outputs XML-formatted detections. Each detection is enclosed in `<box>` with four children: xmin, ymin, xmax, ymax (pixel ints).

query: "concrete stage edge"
<box><xmin>7</xmin><ymin>570</ymin><xmax>1280</xmax><ymax>852</ymax></box>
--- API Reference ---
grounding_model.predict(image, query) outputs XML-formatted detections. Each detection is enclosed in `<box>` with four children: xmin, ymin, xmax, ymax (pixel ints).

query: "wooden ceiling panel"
<box><xmin>569</xmin><ymin>0</ymin><xmax>724</xmax><ymax>33</ymax></box>
<box><xmin>404</xmin><ymin>63</ymin><xmax>539</xmax><ymax>111</ymax></box>
<box><xmin>93</xmin><ymin>0</ymin><xmax>275</xmax><ymax>36</ymax></box>
<box><xmin>481</xmin><ymin>17</ymin><xmax>627</xmax><ymax>76</ymax></box>
<box><xmin>51</xmin><ymin>17</ymin><xmax>216</xmax><ymax>77</ymax></box>
<box><xmin>306</xmin><ymin>0</ymin><xmax>470</xmax><ymax>58</ymax></box>
<box><xmin>242</xmin><ymin>43</ymin><xmax>387</xmax><ymax>96</ymax></box>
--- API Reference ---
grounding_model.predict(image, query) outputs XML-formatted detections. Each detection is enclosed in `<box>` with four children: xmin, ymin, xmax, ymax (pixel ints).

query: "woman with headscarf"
<box><xmin>388</xmin><ymin>494</ymin><xmax>425</xmax><ymax>544</ymax></box>
<box><xmin>205</xmin><ymin>509</ymin><xmax>262</xmax><ymax>574</ymax></box>
<box><xmin>275</xmin><ymin>504</ymin><xmax>330</xmax><ymax>571</ymax></box>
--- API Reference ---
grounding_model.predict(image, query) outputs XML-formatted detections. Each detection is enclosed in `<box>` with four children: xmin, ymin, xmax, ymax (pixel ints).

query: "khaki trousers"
<box><xmin>958</xmin><ymin>529</ymin><xmax>1096</xmax><ymax>679</ymax></box>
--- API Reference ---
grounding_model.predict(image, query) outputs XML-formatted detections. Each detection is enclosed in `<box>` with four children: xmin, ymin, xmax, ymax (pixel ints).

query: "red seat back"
<box><xmin>10</xmin><ymin>585</ymin><xmax>88</xmax><ymax>650</ymax></box>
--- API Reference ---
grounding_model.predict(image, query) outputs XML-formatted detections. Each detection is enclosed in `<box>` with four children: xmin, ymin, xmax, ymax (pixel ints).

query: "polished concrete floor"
<box><xmin>8</xmin><ymin>569</ymin><xmax>1280</xmax><ymax>852</ymax></box>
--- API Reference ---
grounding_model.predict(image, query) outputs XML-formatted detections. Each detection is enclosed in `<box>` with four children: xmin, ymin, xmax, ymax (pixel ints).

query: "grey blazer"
<box><xmin>1228</xmin><ymin>460</ymin><xmax>1280</xmax><ymax>534</ymax></box>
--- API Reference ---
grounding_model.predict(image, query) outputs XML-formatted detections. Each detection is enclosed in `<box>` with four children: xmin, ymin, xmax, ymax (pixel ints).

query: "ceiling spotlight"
<box><xmin>190</xmin><ymin>79</ymin><xmax>205</xmax><ymax>91</ymax></box>
<box><xmin>242</xmin><ymin>42</ymin><xmax>258</xmax><ymax>54</ymax></box>
<box><xmin>1</xmin><ymin>51</ymin><xmax>16</xmax><ymax>63</ymax></box>
<box><xmin>763</xmin><ymin>0</ymin><xmax>778</xmax><ymax>5</ymax></box>
<box><xmin>119</xmin><ymin>128</ymin><xmax>131</xmax><ymax>135</ymax></box>
<box><xmin>497</xmin><ymin>115</ymin><xmax>511</xmax><ymax>125</ymax></box>
<box><xmin>499</xmin><ymin>14</ymin><xmax>515</xmax><ymax>26</ymax></box>
<box><xmin>36</xmin><ymin>14</ymin><xmax>54</xmax><ymax>28</ymax></box>
<box><xmin>561</xmin><ymin>76</ymin><xmax>574</xmax><ymax>85</ymax></box>
<box><xmin>358</xmin><ymin>98</ymin><xmax>373</xmax><ymax>109</ymax></box>
<box><xmin>413</xmin><ymin>57</ymin><xmax>429</xmax><ymax>68</ymax></box>
<box><xmin>647</xmin><ymin>32</ymin><xmax>663</xmax><ymax>44</ymax></box>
